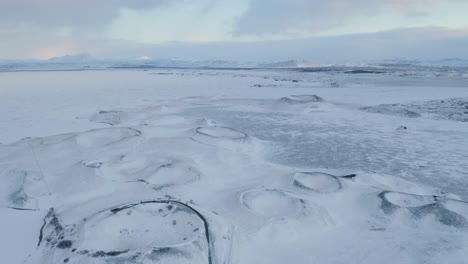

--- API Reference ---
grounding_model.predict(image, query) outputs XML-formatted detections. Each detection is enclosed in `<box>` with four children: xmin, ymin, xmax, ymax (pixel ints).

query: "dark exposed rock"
<box><xmin>57</xmin><ymin>240</ymin><xmax>73</xmax><ymax>249</ymax></box>
<box><xmin>280</xmin><ymin>95</ymin><xmax>325</xmax><ymax>104</ymax></box>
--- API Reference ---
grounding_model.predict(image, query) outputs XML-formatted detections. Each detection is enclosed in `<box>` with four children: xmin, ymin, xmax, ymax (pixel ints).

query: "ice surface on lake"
<box><xmin>1</xmin><ymin>68</ymin><xmax>468</xmax><ymax>264</ymax></box>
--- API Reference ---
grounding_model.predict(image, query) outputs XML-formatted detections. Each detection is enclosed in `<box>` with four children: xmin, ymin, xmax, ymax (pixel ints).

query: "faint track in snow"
<box><xmin>27</xmin><ymin>141</ymin><xmax>52</xmax><ymax>197</ymax></box>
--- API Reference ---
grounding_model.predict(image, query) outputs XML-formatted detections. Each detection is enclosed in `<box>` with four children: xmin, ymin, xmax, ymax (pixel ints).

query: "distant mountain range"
<box><xmin>1</xmin><ymin>55</ymin><xmax>468</xmax><ymax>72</ymax></box>
<box><xmin>381</xmin><ymin>58</ymin><xmax>468</xmax><ymax>67</ymax></box>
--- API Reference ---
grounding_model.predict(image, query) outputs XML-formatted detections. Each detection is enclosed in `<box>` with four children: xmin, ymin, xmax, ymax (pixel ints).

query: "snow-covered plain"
<box><xmin>1</xmin><ymin>68</ymin><xmax>468</xmax><ymax>264</ymax></box>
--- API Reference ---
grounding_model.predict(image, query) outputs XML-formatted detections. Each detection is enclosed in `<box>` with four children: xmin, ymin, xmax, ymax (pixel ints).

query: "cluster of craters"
<box><xmin>4</xmin><ymin>96</ymin><xmax>468</xmax><ymax>264</ymax></box>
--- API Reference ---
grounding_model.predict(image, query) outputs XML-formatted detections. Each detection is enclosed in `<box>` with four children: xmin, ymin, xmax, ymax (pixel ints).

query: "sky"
<box><xmin>0</xmin><ymin>0</ymin><xmax>468</xmax><ymax>62</ymax></box>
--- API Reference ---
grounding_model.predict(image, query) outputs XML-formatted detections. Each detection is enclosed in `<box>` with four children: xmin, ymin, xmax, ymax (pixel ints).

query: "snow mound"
<box><xmin>101</xmin><ymin>153</ymin><xmax>201</xmax><ymax>187</ymax></box>
<box><xmin>382</xmin><ymin>191</ymin><xmax>437</xmax><ymax>208</ymax></box>
<box><xmin>195</xmin><ymin>126</ymin><xmax>247</xmax><ymax>139</ymax></box>
<box><xmin>190</xmin><ymin>126</ymin><xmax>255</xmax><ymax>152</ymax></box>
<box><xmin>293</xmin><ymin>172</ymin><xmax>342</xmax><ymax>193</ymax></box>
<box><xmin>240</xmin><ymin>189</ymin><xmax>307</xmax><ymax>219</ymax></box>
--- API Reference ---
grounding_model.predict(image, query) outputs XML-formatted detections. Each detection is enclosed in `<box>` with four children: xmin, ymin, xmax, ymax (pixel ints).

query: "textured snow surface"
<box><xmin>1</xmin><ymin>69</ymin><xmax>468</xmax><ymax>264</ymax></box>
<box><xmin>362</xmin><ymin>97</ymin><xmax>468</xmax><ymax>122</ymax></box>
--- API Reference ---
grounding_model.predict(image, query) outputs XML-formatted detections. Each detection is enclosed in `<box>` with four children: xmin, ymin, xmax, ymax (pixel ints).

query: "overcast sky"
<box><xmin>1</xmin><ymin>0</ymin><xmax>468</xmax><ymax>61</ymax></box>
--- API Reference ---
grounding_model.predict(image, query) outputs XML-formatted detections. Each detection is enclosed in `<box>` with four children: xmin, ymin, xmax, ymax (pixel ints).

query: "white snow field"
<box><xmin>1</xmin><ymin>68</ymin><xmax>468</xmax><ymax>264</ymax></box>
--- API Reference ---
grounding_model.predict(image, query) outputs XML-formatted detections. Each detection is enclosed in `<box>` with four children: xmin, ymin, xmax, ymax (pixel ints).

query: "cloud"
<box><xmin>0</xmin><ymin>24</ymin><xmax>76</xmax><ymax>59</ymax></box>
<box><xmin>0</xmin><ymin>1</ymin><xmax>467</xmax><ymax>60</ymax></box>
<box><xmin>107</xmin><ymin>27</ymin><xmax>468</xmax><ymax>62</ymax></box>
<box><xmin>233</xmin><ymin>0</ymin><xmax>462</xmax><ymax>35</ymax></box>
<box><xmin>0</xmin><ymin>0</ymin><xmax>178</xmax><ymax>59</ymax></box>
<box><xmin>1</xmin><ymin>26</ymin><xmax>468</xmax><ymax>61</ymax></box>
<box><xmin>0</xmin><ymin>0</ymin><xmax>173</xmax><ymax>27</ymax></box>
<box><xmin>106</xmin><ymin>0</ymin><xmax>248</xmax><ymax>44</ymax></box>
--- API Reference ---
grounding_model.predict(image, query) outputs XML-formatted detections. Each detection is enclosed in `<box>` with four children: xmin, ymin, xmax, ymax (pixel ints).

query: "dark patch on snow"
<box><xmin>370</xmin><ymin>227</ymin><xmax>386</xmax><ymax>231</ymax></box>
<box><xmin>38</xmin><ymin>208</ymin><xmax>64</xmax><ymax>247</ymax></box>
<box><xmin>280</xmin><ymin>95</ymin><xmax>325</xmax><ymax>104</ymax></box>
<box><xmin>57</xmin><ymin>240</ymin><xmax>73</xmax><ymax>249</ymax></box>
<box><xmin>379</xmin><ymin>191</ymin><xmax>467</xmax><ymax>227</ymax></box>
<box><xmin>6</xmin><ymin>206</ymin><xmax>39</xmax><ymax>211</ymax></box>
<box><xmin>345</xmin><ymin>70</ymin><xmax>384</xmax><ymax>74</ymax></box>
<box><xmin>410</xmin><ymin>203</ymin><xmax>467</xmax><ymax>227</ymax></box>
<box><xmin>252</xmin><ymin>84</ymin><xmax>278</xmax><ymax>88</ymax></box>
<box><xmin>91</xmin><ymin>250</ymin><xmax>129</xmax><ymax>258</ymax></box>
<box><xmin>340</xmin><ymin>174</ymin><xmax>357</xmax><ymax>180</ymax></box>
<box><xmin>297</xmin><ymin>67</ymin><xmax>337</xmax><ymax>73</ymax></box>
<box><xmin>7</xmin><ymin>171</ymin><xmax>30</xmax><ymax>207</ymax></box>
<box><xmin>151</xmin><ymin>72</ymin><xmax>174</xmax><ymax>75</ymax></box>
<box><xmin>361</xmin><ymin>105</ymin><xmax>421</xmax><ymax>118</ymax></box>
<box><xmin>82</xmin><ymin>160</ymin><xmax>103</xmax><ymax>168</ymax></box>
<box><xmin>145</xmin><ymin>247</ymin><xmax>191</xmax><ymax>262</ymax></box>
<box><xmin>362</xmin><ymin>98</ymin><xmax>468</xmax><ymax>122</ymax></box>
<box><xmin>90</xmin><ymin>110</ymin><xmax>123</xmax><ymax>126</ymax></box>
<box><xmin>9</xmin><ymin>187</ymin><xmax>28</xmax><ymax>206</ymax></box>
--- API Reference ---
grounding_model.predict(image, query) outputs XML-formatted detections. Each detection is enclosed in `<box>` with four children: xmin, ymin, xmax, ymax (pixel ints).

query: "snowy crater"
<box><xmin>31</xmin><ymin>201</ymin><xmax>210</xmax><ymax>264</ymax></box>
